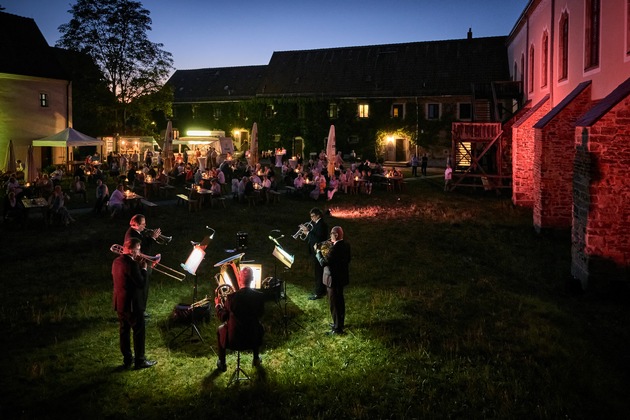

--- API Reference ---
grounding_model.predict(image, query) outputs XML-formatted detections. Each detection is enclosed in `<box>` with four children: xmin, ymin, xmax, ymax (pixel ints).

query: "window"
<box><xmin>298</xmin><ymin>104</ymin><xmax>306</xmax><ymax>120</ymax></box>
<box><xmin>541</xmin><ymin>31</ymin><xmax>549</xmax><ymax>88</ymax></box>
<box><xmin>528</xmin><ymin>45</ymin><xmax>535</xmax><ymax>93</ymax></box>
<box><xmin>513</xmin><ymin>62</ymin><xmax>518</xmax><ymax>82</ymax></box>
<box><xmin>559</xmin><ymin>12</ymin><xmax>569</xmax><ymax>80</ymax></box>
<box><xmin>392</xmin><ymin>104</ymin><xmax>404</xmax><ymax>119</ymax></box>
<box><xmin>427</xmin><ymin>103</ymin><xmax>440</xmax><ymax>120</ymax></box>
<box><xmin>358</xmin><ymin>104</ymin><xmax>369</xmax><ymax>118</ymax></box>
<box><xmin>458</xmin><ymin>103</ymin><xmax>472</xmax><ymax>120</ymax></box>
<box><xmin>585</xmin><ymin>0</ymin><xmax>600</xmax><ymax>70</ymax></box>
<box><xmin>213</xmin><ymin>108</ymin><xmax>221</xmax><ymax>120</ymax></box>
<box><xmin>266</xmin><ymin>105</ymin><xmax>275</xmax><ymax>118</ymax></box>
<box><xmin>39</xmin><ymin>93</ymin><xmax>48</xmax><ymax>107</ymax></box>
<box><xmin>328</xmin><ymin>103</ymin><xmax>338</xmax><ymax>119</ymax></box>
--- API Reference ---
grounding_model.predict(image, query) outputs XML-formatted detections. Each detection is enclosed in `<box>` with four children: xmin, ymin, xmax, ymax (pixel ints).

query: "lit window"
<box><xmin>541</xmin><ymin>31</ymin><xmax>549</xmax><ymax>88</ymax></box>
<box><xmin>559</xmin><ymin>12</ymin><xmax>569</xmax><ymax>80</ymax></box>
<box><xmin>427</xmin><ymin>103</ymin><xmax>440</xmax><ymax>120</ymax></box>
<box><xmin>329</xmin><ymin>103</ymin><xmax>338</xmax><ymax>119</ymax></box>
<box><xmin>585</xmin><ymin>0</ymin><xmax>600</xmax><ymax>70</ymax></box>
<box><xmin>39</xmin><ymin>93</ymin><xmax>48</xmax><ymax>107</ymax></box>
<box><xmin>358</xmin><ymin>104</ymin><xmax>369</xmax><ymax>118</ymax></box>
<box><xmin>458</xmin><ymin>103</ymin><xmax>472</xmax><ymax>120</ymax></box>
<box><xmin>392</xmin><ymin>104</ymin><xmax>404</xmax><ymax>118</ymax></box>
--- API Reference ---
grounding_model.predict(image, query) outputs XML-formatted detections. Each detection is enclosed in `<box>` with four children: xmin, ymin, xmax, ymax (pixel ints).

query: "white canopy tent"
<box><xmin>32</xmin><ymin>127</ymin><xmax>103</xmax><ymax>170</ymax></box>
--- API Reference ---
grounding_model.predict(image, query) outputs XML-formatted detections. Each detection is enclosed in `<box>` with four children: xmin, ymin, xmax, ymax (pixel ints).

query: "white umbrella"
<box><xmin>326</xmin><ymin>125</ymin><xmax>336</xmax><ymax>176</ymax></box>
<box><xmin>249</xmin><ymin>122</ymin><xmax>258</xmax><ymax>166</ymax></box>
<box><xmin>26</xmin><ymin>145</ymin><xmax>37</xmax><ymax>183</ymax></box>
<box><xmin>163</xmin><ymin>120</ymin><xmax>173</xmax><ymax>172</ymax></box>
<box><xmin>4</xmin><ymin>139</ymin><xmax>17</xmax><ymax>173</ymax></box>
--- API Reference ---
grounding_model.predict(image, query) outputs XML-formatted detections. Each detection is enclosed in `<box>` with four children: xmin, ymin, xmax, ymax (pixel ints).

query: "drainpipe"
<box><xmin>549</xmin><ymin>0</ymin><xmax>555</xmax><ymax>105</ymax></box>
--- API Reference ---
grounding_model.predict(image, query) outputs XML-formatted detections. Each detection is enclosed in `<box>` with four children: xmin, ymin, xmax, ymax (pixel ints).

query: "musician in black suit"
<box><xmin>304</xmin><ymin>207</ymin><xmax>329</xmax><ymax>300</ymax></box>
<box><xmin>214</xmin><ymin>267</ymin><xmax>265</xmax><ymax>372</ymax></box>
<box><xmin>319</xmin><ymin>226</ymin><xmax>351</xmax><ymax>335</ymax></box>
<box><xmin>124</xmin><ymin>214</ymin><xmax>160</xmax><ymax>317</ymax></box>
<box><xmin>111</xmin><ymin>237</ymin><xmax>156</xmax><ymax>369</ymax></box>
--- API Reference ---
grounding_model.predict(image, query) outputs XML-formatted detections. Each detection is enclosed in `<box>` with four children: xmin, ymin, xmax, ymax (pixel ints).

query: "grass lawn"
<box><xmin>1</xmin><ymin>170</ymin><xmax>629</xmax><ymax>419</ymax></box>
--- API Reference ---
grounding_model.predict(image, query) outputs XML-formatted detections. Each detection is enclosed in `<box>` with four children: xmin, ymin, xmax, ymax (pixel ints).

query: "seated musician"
<box><xmin>214</xmin><ymin>267</ymin><xmax>265</xmax><ymax>372</ymax></box>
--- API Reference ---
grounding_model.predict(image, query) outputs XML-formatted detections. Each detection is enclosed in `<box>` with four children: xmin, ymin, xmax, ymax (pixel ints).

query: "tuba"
<box><xmin>292</xmin><ymin>221</ymin><xmax>313</xmax><ymax>240</ymax></box>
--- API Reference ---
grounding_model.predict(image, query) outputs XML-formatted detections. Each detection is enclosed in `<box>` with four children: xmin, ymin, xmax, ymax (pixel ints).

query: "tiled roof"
<box><xmin>258</xmin><ymin>36</ymin><xmax>509</xmax><ymax>98</ymax></box>
<box><xmin>576</xmin><ymin>76</ymin><xmax>630</xmax><ymax>127</ymax></box>
<box><xmin>0</xmin><ymin>12</ymin><xmax>69</xmax><ymax>80</ymax></box>
<box><xmin>168</xmin><ymin>66</ymin><xmax>268</xmax><ymax>102</ymax></box>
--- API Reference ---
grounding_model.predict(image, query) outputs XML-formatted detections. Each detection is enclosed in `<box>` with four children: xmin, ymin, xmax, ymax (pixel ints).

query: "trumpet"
<box><xmin>292</xmin><ymin>221</ymin><xmax>313</xmax><ymax>240</ymax></box>
<box><xmin>144</xmin><ymin>228</ymin><xmax>172</xmax><ymax>245</ymax></box>
<box><xmin>110</xmin><ymin>244</ymin><xmax>186</xmax><ymax>281</ymax></box>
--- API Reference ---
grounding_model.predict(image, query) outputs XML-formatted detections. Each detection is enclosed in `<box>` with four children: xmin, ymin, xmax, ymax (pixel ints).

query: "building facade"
<box><xmin>506</xmin><ymin>0</ymin><xmax>630</xmax><ymax>286</ymax></box>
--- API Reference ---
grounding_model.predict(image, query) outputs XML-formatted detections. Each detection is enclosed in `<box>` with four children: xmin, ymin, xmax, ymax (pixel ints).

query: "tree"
<box><xmin>57</xmin><ymin>0</ymin><xmax>173</xmax><ymax>134</ymax></box>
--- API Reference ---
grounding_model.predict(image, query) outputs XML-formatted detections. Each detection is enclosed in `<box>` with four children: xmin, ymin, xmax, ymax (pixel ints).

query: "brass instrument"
<box><xmin>292</xmin><ymin>221</ymin><xmax>313</xmax><ymax>240</ymax></box>
<box><xmin>214</xmin><ymin>282</ymin><xmax>235</xmax><ymax>306</ymax></box>
<box><xmin>190</xmin><ymin>295</ymin><xmax>213</xmax><ymax>308</ymax></box>
<box><xmin>315</xmin><ymin>240</ymin><xmax>333</xmax><ymax>264</ymax></box>
<box><xmin>109</xmin><ymin>244</ymin><xmax>186</xmax><ymax>281</ymax></box>
<box><xmin>144</xmin><ymin>228</ymin><xmax>172</xmax><ymax>245</ymax></box>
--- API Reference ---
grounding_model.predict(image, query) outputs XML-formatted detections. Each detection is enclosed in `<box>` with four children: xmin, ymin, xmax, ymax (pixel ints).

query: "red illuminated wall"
<box><xmin>511</xmin><ymin>98</ymin><xmax>550</xmax><ymax>207</ymax></box>
<box><xmin>571</xmin><ymin>96</ymin><xmax>630</xmax><ymax>286</ymax></box>
<box><xmin>533</xmin><ymin>86</ymin><xmax>593</xmax><ymax>231</ymax></box>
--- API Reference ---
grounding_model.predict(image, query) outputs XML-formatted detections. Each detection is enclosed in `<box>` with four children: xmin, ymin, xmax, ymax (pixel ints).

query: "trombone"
<box><xmin>110</xmin><ymin>244</ymin><xmax>186</xmax><ymax>281</ymax></box>
<box><xmin>144</xmin><ymin>228</ymin><xmax>172</xmax><ymax>245</ymax></box>
<box><xmin>292</xmin><ymin>221</ymin><xmax>313</xmax><ymax>240</ymax></box>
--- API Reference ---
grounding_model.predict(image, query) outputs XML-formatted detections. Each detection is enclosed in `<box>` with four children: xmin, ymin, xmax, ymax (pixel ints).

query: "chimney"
<box><xmin>467</xmin><ymin>28</ymin><xmax>472</xmax><ymax>40</ymax></box>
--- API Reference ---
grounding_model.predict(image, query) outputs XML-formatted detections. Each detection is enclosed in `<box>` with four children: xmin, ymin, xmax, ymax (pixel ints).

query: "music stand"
<box><xmin>269</xmin><ymin>237</ymin><xmax>301</xmax><ymax>335</ymax></box>
<box><xmin>170</xmin><ymin>236</ymin><xmax>210</xmax><ymax>344</ymax></box>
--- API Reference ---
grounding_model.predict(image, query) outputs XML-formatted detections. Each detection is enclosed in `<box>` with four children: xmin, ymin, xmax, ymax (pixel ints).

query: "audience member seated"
<box><xmin>5</xmin><ymin>176</ymin><xmax>24</xmax><ymax>199</ymax></box>
<box><xmin>210</xmin><ymin>178</ymin><xmax>222</xmax><ymax>196</ymax></box>
<box><xmin>3</xmin><ymin>191</ymin><xmax>24</xmax><ymax>223</ymax></box>
<box><xmin>71</xmin><ymin>176</ymin><xmax>88</xmax><ymax>203</ymax></box>
<box><xmin>48</xmin><ymin>185</ymin><xmax>75</xmax><ymax>226</ymax></box>
<box><xmin>214</xmin><ymin>267</ymin><xmax>265</xmax><ymax>372</ymax></box>
<box><xmin>327</xmin><ymin>175</ymin><xmax>339</xmax><ymax>201</ymax></box>
<box><xmin>36</xmin><ymin>174</ymin><xmax>54</xmax><ymax>200</ymax></box>
<box><xmin>108</xmin><ymin>184</ymin><xmax>125</xmax><ymax>219</ymax></box>
<box><xmin>50</xmin><ymin>166</ymin><xmax>64</xmax><ymax>186</ymax></box>
<box><xmin>94</xmin><ymin>179</ymin><xmax>110</xmax><ymax>215</ymax></box>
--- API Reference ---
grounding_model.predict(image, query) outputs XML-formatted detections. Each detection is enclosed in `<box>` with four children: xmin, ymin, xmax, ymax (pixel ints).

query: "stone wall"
<box><xmin>512</xmin><ymin>99</ymin><xmax>550</xmax><ymax>207</ymax></box>
<box><xmin>571</xmin><ymin>97</ymin><xmax>630</xmax><ymax>287</ymax></box>
<box><xmin>533</xmin><ymin>86</ymin><xmax>593</xmax><ymax>231</ymax></box>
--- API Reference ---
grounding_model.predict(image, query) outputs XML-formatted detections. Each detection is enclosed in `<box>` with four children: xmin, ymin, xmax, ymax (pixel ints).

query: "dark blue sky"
<box><xmin>4</xmin><ymin>0</ymin><xmax>528</xmax><ymax>70</ymax></box>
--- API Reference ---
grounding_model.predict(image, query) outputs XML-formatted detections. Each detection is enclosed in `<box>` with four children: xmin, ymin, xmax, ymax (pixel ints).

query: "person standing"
<box><xmin>410</xmin><ymin>154</ymin><xmax>420</xmax><ymax>177</ymax></box>
<box><xmin>318</xmin><ymin>226</ymin><xmax>351</xmax><ymax>335</ymax></box>
<box><xmin>303</xmin><ymin>207</ymin><xmax>329</xmax><ymax>300</ymax></box>
<box><xmin>94</xmin><ymin>179</ymin><xmax>110</xmax><ymax>215</ymax></box>
<box><xmin>124</xmin><ymin>214</ymin><xmax>161</xmax><ymax>318</ymax></box>
<box><xmin>214</xmin><ymin>267</ymin><xmax>265</xmax><ymax>372</ymax></box>
<box><xmin>444</xmin><ymin>164</ymin><xmax>453</xmax><ymax>192</ymax></box>
<box><xmin>421</xmin><ymin>153</ymin><xmax>428</xmax><ymax>177</ymax></box>
<box><xmin>112</xmin><ymin>237</ymin><xmax>156</xmax><ymax>369</ymax></box>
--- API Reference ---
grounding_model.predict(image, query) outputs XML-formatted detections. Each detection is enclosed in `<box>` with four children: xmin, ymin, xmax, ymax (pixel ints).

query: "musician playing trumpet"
<box><xmin>305</xmin><ymin>207</ymin><xmax>329</xmax><ymax>300</ymax></box>
<box><xmin>214</xmin><ymin>267</ymin><xmax>265</xmax><ymax>372</ymax></box>
<box><xmin>125</xmin><ymin>214</ymin><xmax>161</xmax><ymax>318</ymax></box>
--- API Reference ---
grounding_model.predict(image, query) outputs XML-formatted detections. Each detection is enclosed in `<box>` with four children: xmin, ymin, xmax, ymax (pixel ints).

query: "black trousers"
<box><xmin>117</xmin><ymin>311</ymin><xmax>146</xmax><ymax>363</ymax></box>
<box><xmin>327</xmin><ymin>285</ymin><xmax>345</xmax><ymax>331</ymax></box>
<box><xmin>312</xmin><ymin>256</ymin><xmax>326</xmax><ymax>296</ymax></box>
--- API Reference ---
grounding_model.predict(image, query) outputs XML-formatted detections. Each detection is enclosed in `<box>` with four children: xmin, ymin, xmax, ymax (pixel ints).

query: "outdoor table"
<box><xmin>143</xmin><ymin>179</ymin><xmax>162</xmax><ymax>199</ymax></box>
<box><xmin>123</xmin><ymin>191</ymin><xmax>143</xmax><ymax>211</ymax></box>
<box><xmin>21</xmin><ymin>197</ymin><xmax>49</xmax><ymax>228</ymax></box>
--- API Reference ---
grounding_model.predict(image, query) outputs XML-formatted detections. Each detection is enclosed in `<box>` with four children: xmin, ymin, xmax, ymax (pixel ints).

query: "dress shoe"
<box><xmin>329</xmin><ymin>323</ymin><xmax>336</xmax><ymax>329</ymax></box>
<box><xmin>308</xmin><ymin>294</ymin><xmax>324</xmax><ymax>300</ymax></box>
<box><xmin>143</xmin><ymin>312</ymin><xmax>151</xmax><ymax>319</ymax></box>
<box><xmin>134</xmin><ymin>359</ymin><xmax>157</xmax><ymax>369</ymax></box>
<box><xmin>216</xmin><ymin>359</ymin><xmax>227</xmax><ymax>372</ymax></box>
<box><xmin>326</xmin><ymin>329</ymin><xmax>345</xmax><ymax>336</ymax></box>
<box><xmin>123</xmin><ymin>358</ymin><xmax>134</xmax><ymax>369</ymax></box>
<box><xmin>252</xmin><ymin>356</ymin><xmax>262</xmax><ymax>367</ymax></box>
